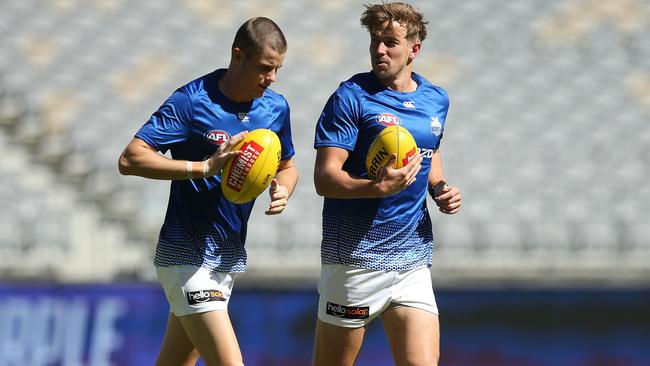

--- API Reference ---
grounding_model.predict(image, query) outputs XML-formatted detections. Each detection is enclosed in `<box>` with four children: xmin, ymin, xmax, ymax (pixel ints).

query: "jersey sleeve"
<box><xmin>314</xmin><ymin>83</ymin><xmax>361</xmax><ymax>151</ymax></box>
<box><xmin>278</xmin><ymin>99</ymin><xmax>295</xmax><ymax>161</ymax></box>
<box><xmin>134</xmin><ymin>90</ymin><xmax>194</xmax><ymax>153</ymax></box>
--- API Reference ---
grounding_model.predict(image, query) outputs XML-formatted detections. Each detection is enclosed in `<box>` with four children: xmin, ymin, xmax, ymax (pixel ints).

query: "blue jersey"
<box><xmin>135</xmin><ymin>69</ymin><xmax>295</xmax><ymax>273</ymax></box>
<box><xmin>314</xmin><ymin>71</ymin><xmax>449</xmax><ymax>271</ymax></box>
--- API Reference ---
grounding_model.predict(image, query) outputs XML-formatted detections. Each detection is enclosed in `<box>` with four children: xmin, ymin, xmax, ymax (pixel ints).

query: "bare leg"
<box><xmin>156</xmin><ymin>313</ymin><xmax>200</xmax><ymax>366</ymax></box>
<box><xmin>178</xmin><ymin>310</ymin><xmax>243</xmax><ymax>366</ymax></box>
<box><xmin>312</xmin><ymin>319</ymin><xmax>366</xmax><ymax>366</ymax></box>
<box><xmin>382</xmin><ymin>306</ymin><xmax>440</xmax><ymax>366</ymax></box>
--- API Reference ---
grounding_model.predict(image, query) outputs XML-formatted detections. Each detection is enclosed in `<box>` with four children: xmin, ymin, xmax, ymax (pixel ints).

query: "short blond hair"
<box><xmin>361</xmin><ymin>2</ymin><xmax>428</xmax><ymax>43</ymax></box>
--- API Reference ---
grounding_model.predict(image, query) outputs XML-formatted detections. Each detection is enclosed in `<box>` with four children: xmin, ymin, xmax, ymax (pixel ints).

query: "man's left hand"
<box><xmin>265</xmin><ymin>178</ymin><xmax>289</xmax><ymax>215</ymax></box>
<box><xmin>432</xmin><ymin>181</ymin><xmax>462</xmax><ymax>214</ymax></box>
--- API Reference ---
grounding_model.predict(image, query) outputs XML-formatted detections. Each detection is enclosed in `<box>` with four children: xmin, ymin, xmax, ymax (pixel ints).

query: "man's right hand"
<box><xmin>374</xmin><ymin>153</ymin><xmax>422</xmax><ymax>196</ymax></box>
<box><xmin>203</xmin><ymin>131</ymin><xmax>248</xmax><ymax>176</ymax></box>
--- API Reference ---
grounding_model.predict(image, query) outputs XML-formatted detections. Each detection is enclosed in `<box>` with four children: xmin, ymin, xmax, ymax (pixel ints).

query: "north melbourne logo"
<box><xmin>326</xmin><ymin>302</ymin><xmax>369</xmax><ymax>319</ymax></box>
<box><xmin>430</xmin><ymin>116</ymin><xmax>442</xmax><ymax>136</ymax></box>
<box><xmin>403</xmin><ymin>101</ymin><xmax>416</xmax><ymax>109</ymax></box>
<box><xmin>186</xmin><ymin>289</ymin><xmax>226</xmax><ymax>305</ymax></box>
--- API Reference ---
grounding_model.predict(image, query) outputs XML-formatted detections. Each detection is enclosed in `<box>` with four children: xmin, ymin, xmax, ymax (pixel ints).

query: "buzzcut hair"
<box><xmin>232</xmin><ymin>17</ymin><xmax>287</xmax><ymax>56</ymax></box>
<box><xmin>361</xmin><ymin>2</ymin><xmax>428</xmax><ymax>43</ymax></box>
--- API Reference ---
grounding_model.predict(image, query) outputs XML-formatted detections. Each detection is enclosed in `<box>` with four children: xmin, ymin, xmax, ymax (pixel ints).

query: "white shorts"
<box><xmin>155</xmin><ymin>265</ymin><xmax>236</xmax><ymax>317</ymax></box>
<box><xmin>317</xmin><ymin>264</ymin><xmax>438</xmax><ymax>328</ymax></box>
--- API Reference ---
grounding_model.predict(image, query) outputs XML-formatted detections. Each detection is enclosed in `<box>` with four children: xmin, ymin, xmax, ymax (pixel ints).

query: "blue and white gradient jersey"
<box><xmin>135</xmin><ymin>69</ymin><xmax>295</xmax><ymax>273</ymax></box>
<box><xmin>314</xmin><ymin>71</ymin><xmax>449</xmax><ymax>271</ymax></box>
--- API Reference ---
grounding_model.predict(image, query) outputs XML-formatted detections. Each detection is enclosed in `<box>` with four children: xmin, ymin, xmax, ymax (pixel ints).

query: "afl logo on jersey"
<box><xmin>204</xmin><ymin>129</ymin><xmax>231</xmax><ymax>145</ymax></box>
<box><xmin>376</xmin><ymin>113</ymin><xmax>401</xmax><ymax>127</ymax></box>
<box><xmin>430</xmin><ymin>116</ymin><xmax>442</xmax><ymax>136</ymax></box>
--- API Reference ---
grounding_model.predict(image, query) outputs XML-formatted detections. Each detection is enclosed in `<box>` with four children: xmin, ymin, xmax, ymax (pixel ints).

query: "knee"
<box><xmin>422</xmin><ymin>350</ymin><xmax>439</xmax><ymax>366</ymax></box>
<box><xmin>205</xmin><ymin>358</ymin><xmax>244</xmax><ymax>366</ymax></box>
<box><xmin>431</xmin><ymin>349</ymin><xmax>440</xmax><ymax>365</ymax></box>
<box><xmin>401</xmin><ymin>351</ymin><xmax>439</xmax><ymax>366</ymax></box>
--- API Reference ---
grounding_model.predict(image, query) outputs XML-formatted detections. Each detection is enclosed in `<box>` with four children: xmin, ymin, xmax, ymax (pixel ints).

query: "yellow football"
<box><xmin>366</xmin><ymin>125</ymin><xmax>418</xmax><ymax>179</ymax></box>
<box><xmin>221</xmin><ymin>129</ymin><xmax>282</xmax><ymax>204</ymax></box>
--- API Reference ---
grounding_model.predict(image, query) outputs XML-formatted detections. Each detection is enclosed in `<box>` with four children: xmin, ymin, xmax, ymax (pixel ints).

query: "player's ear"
<box><xmin>232</xmin><ymin>47</ymin><xmax>244</xmax><ymax>64</ymax></box>
<box><xmin>409</xmin><ymin>41</ymin><xmax>421</xmax><ymax>60</ymax></box>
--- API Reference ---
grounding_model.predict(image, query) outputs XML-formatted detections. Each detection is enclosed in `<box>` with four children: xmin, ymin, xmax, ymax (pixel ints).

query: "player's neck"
<box><xmin>379</xmin><ymin>70</ymin><xmax>417</xmax><ymax>93</ymax></box>
<box><xmin>219</xmin><ymin>70</ymin><xmax>252</xmax><ymax>103</ymax></box>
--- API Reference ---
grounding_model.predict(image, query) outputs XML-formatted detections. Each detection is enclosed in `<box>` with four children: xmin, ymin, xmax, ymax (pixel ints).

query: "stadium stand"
<box><xmin>0</xmin><ymin>0</ymin><xmax>648</xmax><ymax>286</ymax></box>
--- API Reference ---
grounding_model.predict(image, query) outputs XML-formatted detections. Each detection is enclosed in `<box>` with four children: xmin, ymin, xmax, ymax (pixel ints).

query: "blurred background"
<box><xmin>0</xmin><ymin>0</ymin><xmax>649</xmax><ymax>365</ymax></box>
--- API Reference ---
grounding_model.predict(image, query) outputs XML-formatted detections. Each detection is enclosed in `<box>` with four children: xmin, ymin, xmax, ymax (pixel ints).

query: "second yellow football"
<box><xmin>365</xmin><ymin>125</ymin><xmax>418</xmax><ymax>179</ymax></box>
